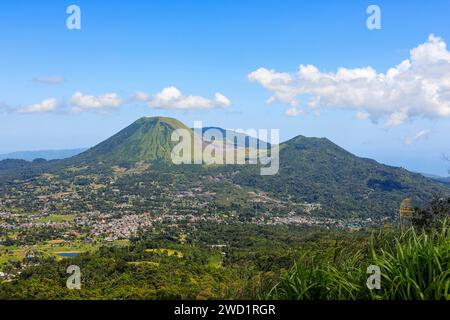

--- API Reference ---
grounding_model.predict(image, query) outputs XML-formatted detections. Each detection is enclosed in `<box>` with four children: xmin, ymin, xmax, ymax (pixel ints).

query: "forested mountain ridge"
<box><xmin>0</xmin><ymin>116</ymin><xmax>448</xmax><ymax>220</ymax></box>
<box><xmin>230</xmin><ymin>134</ymin><xmax>450</xmax><ymax>218</ymax></box>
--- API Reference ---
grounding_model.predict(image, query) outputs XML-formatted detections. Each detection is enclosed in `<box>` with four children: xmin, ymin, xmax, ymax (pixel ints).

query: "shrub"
<box><xmin>267</xmin><ymin>220</ymin><xmax>450</xmax><ymax>300</ymax></box>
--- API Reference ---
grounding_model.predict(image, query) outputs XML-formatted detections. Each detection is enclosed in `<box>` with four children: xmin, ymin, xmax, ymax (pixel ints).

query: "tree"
<box><xmin>413</xmin><ymin>195</ymin><xmax>450</xmax><ymax>229</ymax></box>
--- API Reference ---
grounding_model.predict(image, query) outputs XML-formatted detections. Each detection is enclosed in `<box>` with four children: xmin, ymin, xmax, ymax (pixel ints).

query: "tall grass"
<box><xmin>266</xmin><ymin>220</ymin><xmax>450</xmax><ymax>300</ymax></box>
<box><xmin>265</xmin><ymin>246</ymin><xmax>367</xmax><ymax>300</ymax></box>
<box><xmin>370</xmin><ymin>220</ymin><xmax>450</xmax><ymax>300</ymax></box>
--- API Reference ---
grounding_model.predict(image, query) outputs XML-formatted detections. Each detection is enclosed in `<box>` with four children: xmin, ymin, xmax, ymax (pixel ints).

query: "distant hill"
<box><xmin>0</xmin><ymin>148</ymin><xmax>86</xmax><ymax>161</ymax></box>
<box><xmin>230</xmin><ymin>135</ymin><xmax>450</xmax><ymax>218</ymax></box>
<box><xmin>419</xmin><ymin>173</ymin><xmax>450</xmax><ymax>185</ymax></box>
<box><xmin>199</xmin><ymin>127</ymin><xmax>269</xmax><ymax>148</ymax></box>
<box><xmin>440</xmin><ymin>177</ymin><xmax>450</xmax><ymax>184</ymax></box>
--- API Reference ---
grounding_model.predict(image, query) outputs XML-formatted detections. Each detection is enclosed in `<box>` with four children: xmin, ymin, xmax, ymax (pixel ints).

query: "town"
<box><xmin>0</xmin><ymin>160</ymin><xmax>384</xmax><ymax>282</ymax></box>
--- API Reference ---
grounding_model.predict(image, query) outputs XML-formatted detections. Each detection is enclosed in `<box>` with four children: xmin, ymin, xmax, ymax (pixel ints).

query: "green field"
<box><xmin>36</xmin><ymin>214</ymin><xmax>76</xmax><ymax>223</ymax></box>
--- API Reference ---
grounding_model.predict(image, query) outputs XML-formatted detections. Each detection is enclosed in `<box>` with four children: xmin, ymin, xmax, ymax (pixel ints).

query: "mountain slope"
<box><xmin>69</xmin><ymin>117</ymin><xmax>449</xmax><ymax>218</ymax></box>
<box><xmin>72</xmin><ymin>117</ymin><xmax>192</xmax><ymax>164</ymax></box>
<box><xmin>231</xmin><ymin>135</ymin><xmax>450</xmax><ymax>218</ymax></box>
<box><xmin>3</xmin><ymin>116</ymin><xmax>447</xmax><ymax>220</ymax></box>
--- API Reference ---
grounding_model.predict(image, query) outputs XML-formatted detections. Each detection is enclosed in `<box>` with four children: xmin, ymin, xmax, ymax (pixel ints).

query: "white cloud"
<box><xmin>6</xmin><ymin>87</ymin><xmax>230</xmax><ymax>115</ymax></box>
<box><xmin>405</xmin><ymin>129</ymin><xmax>431</xmax><ymax>145</ymax></box>
<box><xmin>132</xmin><ymin>91</ymin><xmax>150</xmax><ymax>102</ymax></box>
<box><xmin>32</xmin><ymin>76</ymin><xmax>64</xmax><ymax>85</ymax></box>
<box><xmin>285</xmin><ymin>105</ymin><xmax>304</xmax><ymax>117</ymax></box>
<box><xmin>135</xmin><ymin>87</ymin><xmax>231</xmax><ymax>110</ymax></box>
<box><xmin>415</xmin><ymin>129</ymin><xmax>431</xmax><ymax>140</ymax></box>
<box><xmin>17</xmin><ymin>98</ymin><xmax>59</xmax><ymax>114</ymax></box>
<box><xmin>69</xmin><ymin>92</ymin><xmax>123</xmax><ymax>112</ymax></box>
<box><xmin>249</xmin><ymin>34</ymin><xmax>450</xmax><ymax>126</ymax></box>
<box><xmin>214</xmin><ymin>93</ymin><xmax>231</xmax><ymax>107</ymax></box>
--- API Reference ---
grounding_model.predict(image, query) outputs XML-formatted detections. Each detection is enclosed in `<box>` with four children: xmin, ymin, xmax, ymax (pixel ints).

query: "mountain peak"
<box><xmin>73</xmin><ymin>116</ymin><xmax>191</xmax><ymax>164</ymax></box>
<box><xmin>135</xmin><ymin>116</ymin><xmax>188</xmax><ymax>127</ymax></box>
<box><xmin>282</xmin><ymin>134</ymin><xmax>347</xmax><ymax>153</ymax></box>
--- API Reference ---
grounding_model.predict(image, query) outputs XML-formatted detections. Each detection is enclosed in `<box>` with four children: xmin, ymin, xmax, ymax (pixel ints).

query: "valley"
<box><xmin>0</xmin><ymin>117</ymin><xmax>449</xmax><ymax>298</ymax></box>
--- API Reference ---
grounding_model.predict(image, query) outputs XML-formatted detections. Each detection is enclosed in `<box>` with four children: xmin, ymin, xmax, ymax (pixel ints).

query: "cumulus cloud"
<box><xmin>405</xmin><ymin>129</ymin><xmax>431</xmax><ymax>145</ymax></box>
<box><xmin>69</xmin><ymin>92</ymin><xmax>123</xmax><ymax>113</ymax></box>
<box><xmin>132</xmin><ymin>91</ymin><xmax>150</xmax><ymax>102</ymax></box>
<box><xmin>17</xmin><ymin>98</ymin><xmax>59</xmax><ymax>114</ymax></box>
<box><xmin>32</xmin><ymin>76</ymin><xmax>64</xmax><ymax>85</ymax></box>
<box><xmin>6</xmin><ymin>87</ymin><xmax>230</xmax><ymax>115</ymax></box>
<box><xmin>214</xmin><ymin>92</ymin><xmax>232</xmax><ymax>107</ymax></box>
<box><xmin>135</xmin><ymin>87</ymin><xmax>231</xmax><ymax>110</ymax></box>
<box><xmin>248</xmin><ymin>34</ymin><xmax>450</xmax><ymax>126</ymax></box>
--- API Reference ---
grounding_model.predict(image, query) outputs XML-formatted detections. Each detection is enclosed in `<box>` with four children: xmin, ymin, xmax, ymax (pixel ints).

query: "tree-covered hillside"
<box><xmin>231</xmin><ymin>135</ymin><xmax>450</xmax><ymax>218</ymax></box>
<box><xmin>0</xmin><ymin>117</ymin><xmax>449</xmax><ymax>219</ymax></box>
<box><xmin>72</xmin><ymin>117</ymin><xmax>192</xmax><ymax>164</ymax></box>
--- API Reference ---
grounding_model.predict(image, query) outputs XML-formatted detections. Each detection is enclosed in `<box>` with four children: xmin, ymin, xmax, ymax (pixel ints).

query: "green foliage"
<box><xmin>0</xmin><ymin>223</ymin><xmax>316</xmax><ymax>300</ymax></box>
<box><xmin>2</xmin><ymin>220</ymin><xmax>449</xmax><ymax>300</ymax></box>
<box><xmin>413</xmin><ymin>195</ymin><xmax>450</xmax><ymax>229</ymax></box>
<box><xmin>265</xmin><ymin>241</ymin><xmax>368</xmax><ymax>300</ymax></box>
<box><xmin>370</xmin><ymin>220</ymin><xmax>450</xmax><ymax>300</ymax></box>
<box><xmin>267</xmin><ymin>220</ymin><xmax>450</xmax><ymax>300</ymax></box>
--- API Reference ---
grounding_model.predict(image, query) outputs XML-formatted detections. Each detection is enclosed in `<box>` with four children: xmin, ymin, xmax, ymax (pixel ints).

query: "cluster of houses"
<box><xmin>87</xmin><ymin>212</ymin><xmax>154</xmax><ymax>240</ymax></box>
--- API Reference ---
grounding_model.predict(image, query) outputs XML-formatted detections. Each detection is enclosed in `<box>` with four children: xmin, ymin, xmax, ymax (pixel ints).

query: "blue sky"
<box><xmin>1</xmin><ymin>0</ymin><xmax>450</xmax><ymax>175</ymax></box>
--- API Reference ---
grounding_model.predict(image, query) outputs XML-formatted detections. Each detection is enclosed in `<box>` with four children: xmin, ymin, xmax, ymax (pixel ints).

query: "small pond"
<box><xmin>56</xmin><ymin>252</ymin><xmax>80</xmax><ymax>258</ymax></box>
